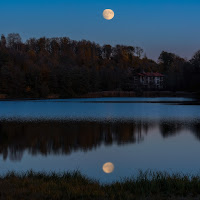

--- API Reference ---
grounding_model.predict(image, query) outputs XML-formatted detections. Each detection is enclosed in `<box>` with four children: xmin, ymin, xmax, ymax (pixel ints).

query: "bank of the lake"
<box><xmin>1</xmin><ymin>171</ymin><xmax>200</xmax><ymax>200</ymax></box>
<box><xmin>0</xmin><ymin>91</ymin><xmax>199</xmax><ymax>101</ymax></box>
<box><xmin>81</xmin><ymin>91</ymin><xmax>200</xmax><ymax>99</ymax></box>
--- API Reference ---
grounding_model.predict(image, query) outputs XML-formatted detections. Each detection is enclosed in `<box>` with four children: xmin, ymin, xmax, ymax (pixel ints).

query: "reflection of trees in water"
<box><xmin>159</xmin><ymin>121</ymin><xmax>183</xmax><ymax>138</ymax></box>
<box><xmin>189</xmin><ymin>122</ymin><xmax>200</xmax><ymax>140</ymax></box>
<box><xmin>0</xmin><ymin>120</ymin><xmax>200</xmax><ymax>161</ymax></box>
<box><xmin>0</xmin><ymin>120</ymin><xmax>155</xmax><ymax>161</ymax></box>
<box><xmin>100</xmin><ymin>121</ymin><xmax>152</xmax><ymax>145</ymax></box>
<box><xmin>159</xmin><ymin>121</ymin><xmax>200</xmax><ymax>141</ymax></box>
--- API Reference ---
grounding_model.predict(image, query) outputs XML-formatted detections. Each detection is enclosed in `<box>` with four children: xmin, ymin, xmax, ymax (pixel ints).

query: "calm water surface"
<box><xmin>0</xmin><ymin>97</ymin><xmax>200</xmax><ymax>183</ymax></box>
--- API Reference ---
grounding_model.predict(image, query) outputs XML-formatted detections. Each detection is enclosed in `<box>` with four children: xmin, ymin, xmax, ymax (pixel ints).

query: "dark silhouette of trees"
<box><xmin>0</xmin><ymin>119</ymin><xmax>200</xmax><ymax>161</ymax></box>
<box><xmin>158</xmin><ymin>51</ymin><xmax>200</xmax><ymax>91</ymax></box>
<box><xmin>0</xmin><ymin>34</ymin><xmax>6</xmax><ymax>48</ymax></box>
<box><xmin>158</xmin><ymin>51</ymin><xmax>176</xmax><ymax>71</ymax></box>
<box><xmin>190</xmin><ymin>50</ymin><xmax>200</xmax><ymax>72</ymax></box>
<box><xmin>0</xmin><ymin>33</ymin><xmax>199</xmax><ymax>98</ymax></box>
<box><xmin>0</xmin><ymin>120</ymin><xmax>153</xmax><ymax>160</ymax></box>
<box><xmin>135</xmin><ymin>46</ymin><xmax>143</xmax><ymax>58</ymax></box>
<box><xmin>7</xmin><ymin>33</ymin><xmax>22</xmax><ymax>51</ymax></box>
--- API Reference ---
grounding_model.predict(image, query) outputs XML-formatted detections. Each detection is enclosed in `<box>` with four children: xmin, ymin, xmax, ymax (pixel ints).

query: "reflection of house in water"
<box><xmin>1</xmin><ymin>120</ymin><xmax>200</xmax><ymax>161</ymax></box>
<box><xmin>134</xmin><ymin>72</ymin><xmax>164</xmax><ymax>90</ymax></box>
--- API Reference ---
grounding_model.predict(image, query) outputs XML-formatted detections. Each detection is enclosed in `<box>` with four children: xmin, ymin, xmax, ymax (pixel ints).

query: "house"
<box><xmin>133</xmin><ymin>72</ymin><xmax>164</xmax><ymax>90</ymax></box>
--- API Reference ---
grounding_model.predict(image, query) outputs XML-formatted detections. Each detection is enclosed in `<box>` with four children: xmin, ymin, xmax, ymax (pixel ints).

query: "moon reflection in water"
<box><xmin>102</xmin><ymin>162</ymin><xmax>114</xmax><ymax>173</ymax></box>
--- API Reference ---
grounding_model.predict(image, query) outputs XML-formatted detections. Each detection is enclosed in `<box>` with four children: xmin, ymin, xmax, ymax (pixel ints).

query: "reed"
<box><xmin>0</xmin><ymin>170</ymin><xmax>200</xmax><ymax>200</ymax></box>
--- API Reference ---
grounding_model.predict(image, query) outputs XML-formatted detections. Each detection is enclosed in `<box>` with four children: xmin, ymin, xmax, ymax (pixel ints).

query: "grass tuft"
<box><xmin>0</xmin><ymin>170</ymin><xmax>200</xmax><ymax>199</ymax></box>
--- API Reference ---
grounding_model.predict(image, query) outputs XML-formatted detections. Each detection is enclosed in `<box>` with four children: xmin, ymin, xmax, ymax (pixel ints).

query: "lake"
<box><xmin>0</xmin><ymin>97</ymin><xmax>200</xmax><ymax>183</ymax></box>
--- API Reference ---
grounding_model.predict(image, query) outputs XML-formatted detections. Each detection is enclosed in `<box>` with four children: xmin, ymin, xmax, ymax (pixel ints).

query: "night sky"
<box><xmin>1</xmin><ymin>0</ymin><xmax>200</xmax><ymax>60</ymax></box>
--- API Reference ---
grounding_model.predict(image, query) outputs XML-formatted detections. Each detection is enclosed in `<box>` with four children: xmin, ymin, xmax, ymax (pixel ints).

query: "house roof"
<box><xmin>137</xmin><ymin>72</ymin><xmax>164</xmax><ymax>77</ymax></box>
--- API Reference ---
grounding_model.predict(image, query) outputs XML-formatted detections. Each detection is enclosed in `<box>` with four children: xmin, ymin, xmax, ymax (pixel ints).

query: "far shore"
<box><xmin>0</xmin><ymin>91</ymin><xmax>199</xmax><ymax>101</ymax></box>
<box><xmin>81</xmin><ymin>91</ymin><xmax>199</xmax><ymax>99</ymax></box>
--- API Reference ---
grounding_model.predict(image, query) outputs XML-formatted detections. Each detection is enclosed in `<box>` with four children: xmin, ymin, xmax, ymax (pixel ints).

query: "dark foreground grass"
<box><xmin>1</xmin><ymin>171</ymin><xmax>200</xmax><ymax>200</ymax></box>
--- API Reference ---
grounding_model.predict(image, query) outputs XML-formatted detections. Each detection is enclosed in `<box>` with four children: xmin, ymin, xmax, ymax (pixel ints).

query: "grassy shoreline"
<box><xmin>0</xmin><ymin>91</ymin><xmax>199</xmax><ymax>100</ymax></box>
<box><xmin>1</xmin><ymin>171</ymin><xmax>200</xmax><ymax>200</ymax></box>
<box><xmin>81</xmin><ymin>91</ymin><xmax>199</xmax><ymax>99</ymax></box>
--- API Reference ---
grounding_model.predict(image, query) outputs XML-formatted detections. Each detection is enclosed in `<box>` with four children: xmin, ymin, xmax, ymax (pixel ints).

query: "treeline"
<box><xmin>0</xmin><ymin>33</ymin><xmax>200</xmax><ymax>98</ymax></box>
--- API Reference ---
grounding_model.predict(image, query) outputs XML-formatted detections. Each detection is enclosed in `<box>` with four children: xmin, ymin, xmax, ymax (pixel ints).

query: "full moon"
<box><xmin>103</xmin><ymin>9</ymin><xmax>114</xmax><ymax>20</ymax></box>
<box><xmin>102</xmin><ymin>162</ymin><xmax>114</xmax><ymax>173</ymax></box>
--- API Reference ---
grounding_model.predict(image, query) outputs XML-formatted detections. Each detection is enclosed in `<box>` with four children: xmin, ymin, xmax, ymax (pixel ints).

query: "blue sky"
<box><xmin>1</xmin><ymin>0</ymin><xmax>200</xmax><ymax>60</ymax></box>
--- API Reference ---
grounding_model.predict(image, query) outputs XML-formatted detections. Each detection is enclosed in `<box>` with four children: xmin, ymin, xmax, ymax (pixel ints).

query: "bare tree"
<box><xmin>135</xmin><ymin>46</ymin><xmax>143</xmax><ymax>58</ymax></box>
<box><xmin>7</xmin><ymin>33</ymin><xmax>22</xmax><ymax>51</ymax></box>
<box><xmin>0</xmin><ymin>34</ymin><xmax>6</xmax><ymax>48</ymax></box>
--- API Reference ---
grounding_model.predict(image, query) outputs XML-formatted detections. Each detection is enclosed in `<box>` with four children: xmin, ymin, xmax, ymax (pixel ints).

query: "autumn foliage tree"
<box><xmin>0</xmin><ymin>33</ymin><xmax>199</xmax><ymax>98</ymax></box>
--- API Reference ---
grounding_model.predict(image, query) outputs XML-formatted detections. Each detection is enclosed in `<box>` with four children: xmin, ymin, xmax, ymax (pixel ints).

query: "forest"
<box><xmin>0</xmin><ymin>33</ymin><xmax>200</xmax><ymax>98</ymax></box>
